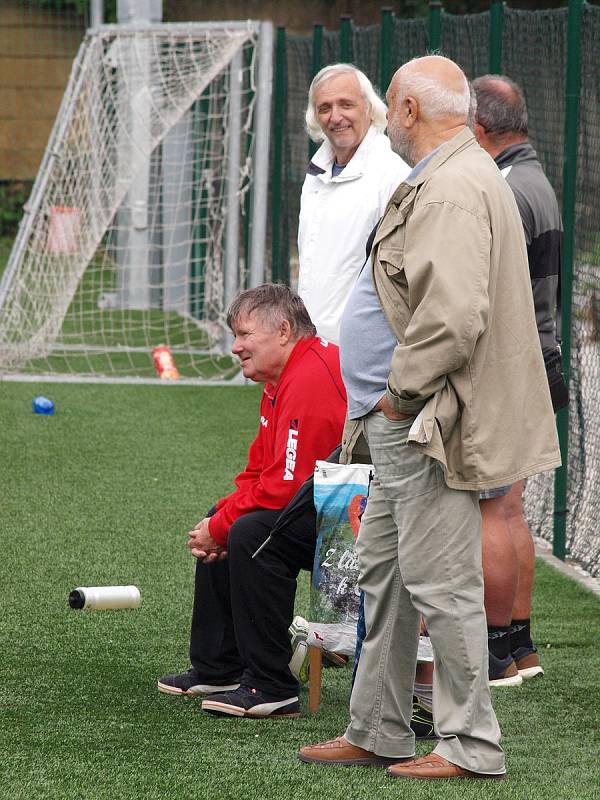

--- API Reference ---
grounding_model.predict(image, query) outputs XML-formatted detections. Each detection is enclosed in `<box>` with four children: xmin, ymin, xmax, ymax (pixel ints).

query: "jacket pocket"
<box><xmin>340</xmin><ymin>418</ymin><xmax>370</xmax><ymax>464</ymax></box>
<box><xmin>408</xmin><ymin>380</ymin><xmax>460</xmax><ymax>446</ymax></box>
<box><xmin>434</xmin><ymin>379</ymin><xmax>461</xmax><ymax>442</ymax></box>
<box><xmin>377</xmin><ymin>245</ymin><xmax>405</xmax><ymax>279</ymax></box>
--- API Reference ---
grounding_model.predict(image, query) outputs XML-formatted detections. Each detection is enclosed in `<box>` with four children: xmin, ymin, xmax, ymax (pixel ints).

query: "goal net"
<box><xmin>0</xmin><ymin>22</ymin><xmax>266</xmax><ymax>383</ymax></box>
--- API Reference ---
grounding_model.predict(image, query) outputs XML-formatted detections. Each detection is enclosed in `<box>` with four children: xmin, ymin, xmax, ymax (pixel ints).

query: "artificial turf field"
<box><xmin>1</xmin><ymin>381</ymin><xmax>599</xmax><ymax>800</ymax></box>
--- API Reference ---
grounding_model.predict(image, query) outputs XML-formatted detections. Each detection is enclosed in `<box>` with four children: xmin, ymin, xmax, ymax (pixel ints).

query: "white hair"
<box><xmin>398</xmin><ymin>56</ymin><xmax>470</xmax><ymax>119</ymax></box>
<box><xmin>467</xmin><ymin>82</ymin><xmax>478</xmax><ymax>130</ymax></box>
<box><xmin>305</xmin><ymin>63</ymin><xmax>388</xmax><ymax>142</ymax></box>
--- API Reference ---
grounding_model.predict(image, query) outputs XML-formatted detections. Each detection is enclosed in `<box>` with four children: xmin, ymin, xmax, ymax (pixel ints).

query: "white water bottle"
<box><xmin>68</xmin><ymin>585</ymin><xmax>141</xmax><ymax>610</ymax></box>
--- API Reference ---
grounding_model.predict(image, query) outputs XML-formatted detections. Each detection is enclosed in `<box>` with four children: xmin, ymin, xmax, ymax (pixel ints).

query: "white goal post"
<box><xmin>0</xmin><ymin>20</ymin><xmax>273</xmax><ymax>383</ymax></box>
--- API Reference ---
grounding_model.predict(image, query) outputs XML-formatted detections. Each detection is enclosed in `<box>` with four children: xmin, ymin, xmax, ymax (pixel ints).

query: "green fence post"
<box><xmin>429</xmin><ymin>1</ymin><xmax>442</xmax><ymax>53</ymax></box>
<box><xmin>340</xmin><ymin>15</ymin><xmax>353</xmax><ymax>62</ymax></box>
<box><xmin>380</xmin><ymin>7</ymin><xmax>394</xmax><ymax>94</ymax></box>
<box><xmin>271</xmin><ymin>25</ymin><xmax>287</xmax><ymax>283</ymax></box>
<box><xmin>309</xmin><ymin>23</ymin><xmax>324</xmax><ymax>161</ymax></box>
<box><xmin>553</xmin><ymin>0</ymin><xmax>582</xmax><ymax>561</ymax></box>
<box><xmin>489</xmin><ymin>0</ymin><xmax>504</xmax><ymax>74</ymax></box>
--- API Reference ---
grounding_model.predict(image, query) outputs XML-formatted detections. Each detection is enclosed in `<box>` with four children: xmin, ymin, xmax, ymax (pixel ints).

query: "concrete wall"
<box><xmin>0</xmin><ymin>3</ymin><xmax>84</xmax><ymax>180</ymax></box>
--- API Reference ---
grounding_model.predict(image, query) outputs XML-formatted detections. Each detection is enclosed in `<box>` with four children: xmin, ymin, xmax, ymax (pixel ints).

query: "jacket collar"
<box><xmin>388</xmin><ymin>127</ymin><xmax>477</xmax><ymax>205</ymax></box>
<box><xmin>263</xmin><ymin>336</ymin><xmax>316</xmax><ymax>402</ymax></box>
<box><xmin>372</xmin><ymin>128</ymin><xmax>477</xmax><ymax>251</ymax></box>
<box><xmin>307</xmin><ymin>126</ymin><xmax>379</xmax><ymax>182</ymax></box>
<box><xmin>495</xmin><ymin>141</ymin><xmax>538</xmax><ymax>170</ymax></box>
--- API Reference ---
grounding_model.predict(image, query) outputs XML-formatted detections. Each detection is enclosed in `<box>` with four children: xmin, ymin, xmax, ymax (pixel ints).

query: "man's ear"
<box><xmin>474</xmin><ymin>121</ymin><xmax>486</xmax><ymax>144</ymax></box>
<box><xmin>279</xmin><ymin>318</ymin><xmax>292</xmax><ymax>344</ymax></box>
<box><xmin>404</xmin><ymin>95</ymin><xmax>418</xmax><ymax>128</ymax></box>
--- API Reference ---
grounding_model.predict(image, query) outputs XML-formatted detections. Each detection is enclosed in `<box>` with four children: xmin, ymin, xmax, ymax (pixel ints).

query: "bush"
<box><xmin>30</xmin><ymin>1</ymin><xmax>117</xmax><ymax>20</ymax></box>
<box><xmin>0</xmin><ymin>182</ymin><xmax>33</xmax><ymax>238</ymax></box>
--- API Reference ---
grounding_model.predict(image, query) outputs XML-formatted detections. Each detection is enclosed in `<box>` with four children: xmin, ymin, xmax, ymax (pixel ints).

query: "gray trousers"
<box><xmin>345</xmin><ymin>411</ymin><xmax>505</xmax><ymax>775</ymax></box>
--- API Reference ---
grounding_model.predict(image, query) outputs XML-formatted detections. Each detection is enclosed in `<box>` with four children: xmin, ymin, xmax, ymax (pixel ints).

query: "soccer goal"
<box><xmin>0</xmin><ymin>21</ymin><xmax>273</xmax><ymax>383</ymax></box>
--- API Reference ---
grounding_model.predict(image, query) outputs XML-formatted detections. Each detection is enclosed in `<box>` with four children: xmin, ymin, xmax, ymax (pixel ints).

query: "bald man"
<box><xmin>299</xmin><ymin>56</ymin><xmax>560</xmax><ymax>781</ymax></box>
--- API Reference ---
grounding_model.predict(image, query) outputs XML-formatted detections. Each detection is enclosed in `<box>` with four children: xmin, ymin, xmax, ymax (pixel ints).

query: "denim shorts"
<box><xmin>479</xmin><ymin>484</ymin><xmax>512</xmax><ymax>500</ymax></box>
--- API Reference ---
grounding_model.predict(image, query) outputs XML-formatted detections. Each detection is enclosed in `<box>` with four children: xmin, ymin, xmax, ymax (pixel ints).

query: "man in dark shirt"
<box><xmin>472</xmin><ymin>74</ymin><xmax>562</xmax><ymax>684</ymax></box>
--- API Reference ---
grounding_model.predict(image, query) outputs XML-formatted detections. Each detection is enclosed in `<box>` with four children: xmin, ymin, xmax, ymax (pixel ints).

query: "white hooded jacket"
<box><xmin>297</xmin><ymin>126</ymin><xmax>410</xmax><ymax>344</ymax></box>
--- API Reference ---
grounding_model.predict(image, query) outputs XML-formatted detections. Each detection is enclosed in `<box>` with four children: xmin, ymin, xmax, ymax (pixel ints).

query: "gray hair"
<box><xmin>471</xmin><ymin>74</ymin><xmax>528</xmax><ymax>137</ymax></box>
<box><xmin>305</xmin><ymin>63</ymin><xmax>388</xmax><ymax>142</ymax></box>
<box><xmin>467</xmin><ymin>82</ymin><xmax>478</xmax><ymax>131</ymax></box>
<box><xmin>227</xmin><ymin>284</ymin><xmax>317</xmax><ymax>339</ymax></box>
<box><xmin>398</xmin><ymin>56</ymin><xmax>470</xmax><ymax>119</ymax></box>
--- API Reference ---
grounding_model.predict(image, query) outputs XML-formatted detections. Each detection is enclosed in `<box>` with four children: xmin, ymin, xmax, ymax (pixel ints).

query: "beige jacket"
<box><xmin>341</xmin><ymin>128</ymin><xmax>561</xmax><ymax>489</ymax></box>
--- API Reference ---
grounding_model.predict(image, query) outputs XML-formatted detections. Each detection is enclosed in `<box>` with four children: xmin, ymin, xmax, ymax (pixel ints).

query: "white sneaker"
<box><xmin>288</xmin><ymin>615</ymin><xmax>310</xmax><ymax>683</ymax></box>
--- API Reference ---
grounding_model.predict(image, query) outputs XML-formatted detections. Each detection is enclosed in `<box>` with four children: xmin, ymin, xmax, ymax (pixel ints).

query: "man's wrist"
<box><xmin>207</xmin><ymin>514</ymin><xmax>228</xmax><ymax>548</ymax></box>
<box><xmin>385</xmin><ymin>385</ymin><xmax>425</xmax><ymax>416</ymax></box>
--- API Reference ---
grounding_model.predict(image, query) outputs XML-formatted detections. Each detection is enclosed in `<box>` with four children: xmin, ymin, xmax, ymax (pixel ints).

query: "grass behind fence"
<box><xmin>1</xmin><ymin>381</ymin><xmax>599</xmax><ymax>799</ymax></box>
<box><xmin>0</xmin><ymin>237</ymin><xmax>238</xmax><ymax>380</ymax></box>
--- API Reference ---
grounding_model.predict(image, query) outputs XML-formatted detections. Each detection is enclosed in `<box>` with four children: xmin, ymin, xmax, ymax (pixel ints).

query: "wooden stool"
<box><xmin>308</xmin><ymin>646</ymin><xmax>323</xmax><ymax>713</ymax></box>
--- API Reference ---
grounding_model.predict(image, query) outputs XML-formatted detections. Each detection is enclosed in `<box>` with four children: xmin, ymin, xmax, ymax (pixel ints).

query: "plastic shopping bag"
<box><xmin>310</xmin><ymin>460</ymin><xmax>373</xmax><ymax>625</ymax></box>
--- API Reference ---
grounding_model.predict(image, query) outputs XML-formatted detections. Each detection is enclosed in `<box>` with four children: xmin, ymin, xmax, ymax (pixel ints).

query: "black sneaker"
<box><xmin>157</xmin><ymin>669</ymin><xmax>240</xmax><ymax>696</ymax></box>
<box><xmin>201</xmin><ymin>685</ymin><xmax>300</xmax><ymax>718</ymax></box>
<box><xmin>410</xmin><ymin>695</ymin><xmax>436</xmax><ymax>739</ymax></box>
<box><xmin>489</xmin><ymin>653</ymin><xmax>523</xmax><ymax>687</ymax></box>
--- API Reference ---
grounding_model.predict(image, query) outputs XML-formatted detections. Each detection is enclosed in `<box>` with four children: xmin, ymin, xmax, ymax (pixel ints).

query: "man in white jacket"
<box><xmin>297</xmin><ymin>64</ymin><xmax>410</xmax><ymax>344</ymax></box>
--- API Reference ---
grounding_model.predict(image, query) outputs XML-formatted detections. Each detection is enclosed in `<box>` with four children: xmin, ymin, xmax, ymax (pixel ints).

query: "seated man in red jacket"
<box><xmin>158</xmin><ymin>283</ymin><xmax>347</xmax><ymax>718</ymax></box>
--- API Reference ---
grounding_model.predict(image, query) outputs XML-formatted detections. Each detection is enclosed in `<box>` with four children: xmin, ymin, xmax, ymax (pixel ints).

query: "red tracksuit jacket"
<box><xmin>208</xmin><ymin>336</ymin><xmax>347</xmax><ymax>546</ymax></box>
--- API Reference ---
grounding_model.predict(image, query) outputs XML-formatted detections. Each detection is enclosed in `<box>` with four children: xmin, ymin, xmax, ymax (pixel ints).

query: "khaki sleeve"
<box><xmin>385</xmin><ymin>200</ymin><xmax>490</xmax><ymax>414</ymax></box>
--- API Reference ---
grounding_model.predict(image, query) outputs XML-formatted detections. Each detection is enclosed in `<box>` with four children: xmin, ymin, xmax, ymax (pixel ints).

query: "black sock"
<box><xmin>487</xmin><ymin>625</ymin><xmax>512</xmax><ymax>659</ymax></box>
<box><xmin>510</xmin><ymin>618</ymin><xmax>533</xmax><ymax>652</ymax></box>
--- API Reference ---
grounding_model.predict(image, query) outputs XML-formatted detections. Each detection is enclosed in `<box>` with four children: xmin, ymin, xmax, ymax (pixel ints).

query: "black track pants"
<box><xmin>189</xmin><ymin>506</ymin><xmax>317</xmax><ymax>697</ymax></box>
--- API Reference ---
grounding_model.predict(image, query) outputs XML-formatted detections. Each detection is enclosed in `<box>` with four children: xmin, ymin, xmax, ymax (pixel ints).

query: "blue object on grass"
<box><xmin>32</xmin><ymin>396</ymin><xmax>55</xmax><ymax>415</ymax></box>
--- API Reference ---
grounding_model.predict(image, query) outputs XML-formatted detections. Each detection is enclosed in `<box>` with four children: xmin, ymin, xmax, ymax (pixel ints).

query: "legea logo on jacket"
<box><xmin>283</xmin><ymin>419</ymin><xmax>299</xmax><ymax>481</ymax></box>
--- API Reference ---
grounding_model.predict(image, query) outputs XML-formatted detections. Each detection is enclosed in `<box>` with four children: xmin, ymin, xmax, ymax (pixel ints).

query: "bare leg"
<box><xmin>503</xmin><ymin>480</ymin><xmax>543</xmax><ymax>676</ymax></box>
<box><xmin>480</xmin><ymin>496</ymin><xmax>518</xmax><ymax>627</ymax></box>
<box><xmin>480</xmin><ymin>495</ymin><xmax>523</xmax><ymax>685</ymax></box>
<box><xmin>504</xmin><ymin>480</ymin><xmax>534</xmax><ymax>620</ymax></box>
<box><xmin>416</xmin><ymin>661</ymin><xmax>434</xmax><ymax>683</ymax></box>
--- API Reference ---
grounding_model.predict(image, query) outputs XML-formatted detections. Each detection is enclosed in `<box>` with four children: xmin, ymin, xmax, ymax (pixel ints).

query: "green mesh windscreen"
<box><xmin>389</xmin><ymin>16</ymin><xmax>429</xmax><ymax>69</ymax></box>
<box><xmin>439</xmin><ymin>10</ymin><xmax>490</xmax><ymax>77</ymax></box>
<box><xmin>489</xmin><ymin>9</ymin><xmax>570</xmax><ymax>556</ymax></box>
<box><xmin>559</xmin><ymin>5</ymin><xmax>600</xmax><ymax>575</ymax></box>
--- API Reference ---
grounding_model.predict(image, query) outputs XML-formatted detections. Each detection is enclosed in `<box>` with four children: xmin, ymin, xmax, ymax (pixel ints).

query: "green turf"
<box><xmin>1</xmin><ymin>381</ymin><xmax>599</xmax><ymax>799</ymax></box>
